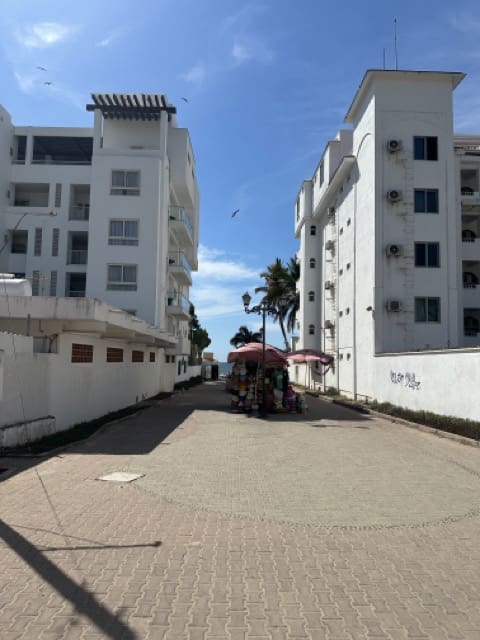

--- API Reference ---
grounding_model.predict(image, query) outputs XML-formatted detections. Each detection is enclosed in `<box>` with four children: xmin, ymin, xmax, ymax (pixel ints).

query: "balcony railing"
<box><xmin>167</xmin><ymin>291</ymin><xmax>190</xmax><ymax>313</ymax></box>
<box><xmin>168</xmin><ymin>252</ymin><xmax>192</xmax><ymax>273</ymax></box>
<box><xmin>69</xmin><ymin>205</ymin><xmax>90</xmax><ymax>221</ymax></box>
<box><xmin>169</xmin><ymin>206</ymin><xmax>193</xmax><ymax>238</ymax></box>
<box><xmin>68</xmin><ymin>250</ymin><xmax>88</xmax><ymax>265</ymax></box>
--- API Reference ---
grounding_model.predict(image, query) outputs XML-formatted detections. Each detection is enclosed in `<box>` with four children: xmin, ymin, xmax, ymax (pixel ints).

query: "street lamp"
<box><xmin>242</xmin><ymin>291</ymin><xmax>283</xmax><ymax>418</ymax></box>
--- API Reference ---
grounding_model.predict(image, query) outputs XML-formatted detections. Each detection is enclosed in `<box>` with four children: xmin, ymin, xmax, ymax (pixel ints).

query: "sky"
<box><xmin>1</xmin><ymin>0</ymin><xmax>480</xmax><ymax>360</ymax></box>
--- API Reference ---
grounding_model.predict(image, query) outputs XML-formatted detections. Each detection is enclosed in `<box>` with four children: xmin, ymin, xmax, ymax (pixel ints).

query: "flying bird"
<box><xmin>44</xmin><ymin>81</ymin><xmax>53</xmax><ymax>86</ymax></box>
<box><xmin>36</xmin><ymin>66</ymin><xmax>48</xmax><ymax>71</ymax></box>
<box><xmin>231</xmin><ymin>209</ymin><xmax>240</xmax><ymax>218</ymax></box>
<box><xmin>181</xmin><ymin>97</ymin><xmax>189</xmax><ymax>102</ymax></box>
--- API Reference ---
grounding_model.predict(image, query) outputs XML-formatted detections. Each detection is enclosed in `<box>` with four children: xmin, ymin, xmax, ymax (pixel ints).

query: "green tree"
<box><xmin>229</xmin><ymin>325</ymin><xmax>263</xmax><ymax>348</ymax></box>
<box><xmin>255</xmin><ymin>256</ymin><xmax>300</xmax><ymax>351</ymax></box>
<box><xmin>189</xmin><ymin>304</ymin><xmax>211</xmax><ymax>363</ymax></box>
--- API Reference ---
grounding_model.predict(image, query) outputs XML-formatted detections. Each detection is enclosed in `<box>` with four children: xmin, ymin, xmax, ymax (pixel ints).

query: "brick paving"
<box><xmin>1</xmin><ymin>381</ymin><xmax>480</xmax><ymax>639</ymax></box>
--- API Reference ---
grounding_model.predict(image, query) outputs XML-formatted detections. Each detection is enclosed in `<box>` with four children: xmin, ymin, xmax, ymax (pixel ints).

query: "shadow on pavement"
<box><xmin>0</xmin><ymin>518</ymin><xmax>138</xmax><ymax>639</ymax></box>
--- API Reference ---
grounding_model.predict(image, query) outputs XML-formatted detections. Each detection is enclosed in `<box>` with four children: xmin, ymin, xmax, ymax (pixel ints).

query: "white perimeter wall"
<box><xmin>0</xmin><ymin>331</ymin><xmax>182</xmax><ymax>446</ymax></box>
<box><xmin>373</xmin><ymin>349</ymin><xmax>480</xmax><ymax>422</ymax></box>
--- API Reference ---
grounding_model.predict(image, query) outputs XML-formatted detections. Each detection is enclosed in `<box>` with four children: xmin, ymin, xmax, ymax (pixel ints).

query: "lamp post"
<box><xmin>242</xmin><ymin>291</ymin><xmax>282</xmax><ymax>418</ymax></box>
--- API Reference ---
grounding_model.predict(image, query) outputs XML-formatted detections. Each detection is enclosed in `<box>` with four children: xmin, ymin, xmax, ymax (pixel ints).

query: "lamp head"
<box><xmin>242</xmin><ymin>291</ymin><xmax>251</xmax><ymax>309</ymax></box>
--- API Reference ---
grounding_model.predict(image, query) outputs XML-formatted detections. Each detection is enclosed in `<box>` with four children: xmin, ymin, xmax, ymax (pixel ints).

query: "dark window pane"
<box><xmin>414</xmin><ymin>137</ymin><xmax>425</xmax><ymax>160</ymax></box>
<box><xmin>427</xmin><ymin>298</ymin><xmax>440</xmax><ymax>322</ymax></box>
<box><xmin>415</xmin><ymin>243</ymin><xmax>426</xmax><ymax>266</ymax></box>
<box><xmin>415</xmin><ymin>298</ymin><xmax>426</xmax><ymax>322</ymax></box>
<box><xmin>426</xmin><ymin>137</ymin><xmax>438</xmax><ymax>160</ymax></box>
<box><xmin>414</xmin><ymin>190</ymin><xmax>425</xmax><ymax>212</ymax></box>
<box><xmin>426</xmin><ymin>190</ymin><xmax>438</xmax><ymax>212</ymax></box>
<box><xmin>427</xmin><ymin>243</ymin><xmax>439</xmax><ymax>267</ymax></box>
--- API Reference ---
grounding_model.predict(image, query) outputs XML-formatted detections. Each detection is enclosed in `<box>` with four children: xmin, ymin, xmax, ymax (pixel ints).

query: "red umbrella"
<box><xmin>227</xmin><ymin>342</ymin><xmax>288</xmax><ymax>366</ymax></box>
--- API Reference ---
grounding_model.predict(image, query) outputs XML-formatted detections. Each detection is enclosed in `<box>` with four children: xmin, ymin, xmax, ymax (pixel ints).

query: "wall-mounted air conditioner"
<box><xmin>386</xmin><ymin>299</ymin><xmax>402</xmax><ymax>312</ymax></box>
<box><xmin>386</xmin><ymin>243</ymin><xmax>402</xmax><ymax>257</ymax></box>
<box><xmin>325</xmin><ymin>240</ymin><xmax>335</xmax><ymax>251</ymax></box>
<box><xmin>386</xmin><ymin>139</ymin><xmax>403</xmax><ymax>153</ymax></box>
<box><xmin>324</xmin><ymin>320</ymin><xmax>335</xmax><ymax>329</ymax></box>
<box><xmin>324</xmin><ymin>280</ymin><xmax>334</xmax><ymax>290</ymax></box>
<box><xmin>386</xmin><ymin>189</ymin><xmax>402</xmax><ymax>202</ymax></box>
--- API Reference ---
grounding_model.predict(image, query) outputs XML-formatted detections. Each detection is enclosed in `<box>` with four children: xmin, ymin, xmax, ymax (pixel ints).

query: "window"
<box><xmin>415</xmin><ymin>242</ymin><xmax>440</xmax><ymax>268</ymax></box>
<box><xmin>52</xmin><ymin>228</ymin><xmax>59</xmax><ymax>256</ymax></box>
<box><xmin>414</xmin><ymin>189</ymin><xmax>439</xmax><ymax>213</ymax></box>
<box><xmin>319</xmin><ymin>161</ymin><xmax>324</xmax><ymax>186</ymax></box>
<box><xmin>414</xmin><ymin>136</ymin><xmax>438</xmax><ymax>160</ymax></box>
<box><xmin>132</xmin><ymin>350</ymin><xmax>144</xmax><ymax>362</ymax></box>
<box><xmin>309</xmin><ymin>258</ymin><xmax>316</xmax><ymax>268</ymax></box>
<box><xmin>50</xmin><ymin>271</ymin><xmax>57</xmax><ymax>296</ymax></box>
<box><xmin>149</xmin><ymin>352</ymin><xmax>156</xmax><ymax>362</ymax></box>
<box><xmin>107</xmin><ymin>264</ymin><xmax>137</xmax><ymax>291</ymax></box>
<box><xmin>109</xmin><ymin>220</ymin><xmax>139</xmax><ymax>245</ymax></box>
<box><xmin>55</xmin><ymin>183</ymin><xmax>62</xmax><ymax>207</ymax></box>
<box><xmin>11</xmin><ymin>230</ymin><xmax>28</xmax><ymax>254</ymax></box>
<box><xmin>308</xmin><ymin>324</ymin><xmax>315</xmax><ymax>335</ymax></box>
<box><xmin>34</xmin><ymin>228</ymin><xmax>42</xmax><ymax>256</ymax></box>
<box><xmin>32</xmin><ymin>271</ymin><xmax>40</xmax><ymax>296</ymax></box>
<box><xmin>72</xmin><ymin>343</ymin><xmax>93</xmax><ymax>363</ymax></box>
<box><xmin>310</xmin><ymin>225</ymin><xmax>316</xmax><ymax>236</ymax></box>
<box><xmin>111</xmin><ymin>170</ymin><xmax>140</xmax><ymax>196</ymax></box>
<box><xmin>415</xmin><ymin>297</ymin><xmax>440</xmax><ymax>323</ymax></box>
<box><xmin>107</xmin><ymin>347</ymin><xmax>124</xmax><ymax>362</ymax></box>
<box><xmin>308</xmin><ymin>291</ymin><xmax>315</xmax><ymax>302</ymax></box>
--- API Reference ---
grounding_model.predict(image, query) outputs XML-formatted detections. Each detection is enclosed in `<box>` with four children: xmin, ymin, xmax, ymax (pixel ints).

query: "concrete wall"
<box><xmin>373</xmin><ymin>348</ymin><xmax>480</xmax><ymax>421</ymax></box>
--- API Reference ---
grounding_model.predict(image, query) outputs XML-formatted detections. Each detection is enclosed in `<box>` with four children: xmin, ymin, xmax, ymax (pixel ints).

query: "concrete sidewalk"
<box><xmin>1</xmin><ymin>381</ymin><xmax>480</xmax><ymax>639</ymax></box>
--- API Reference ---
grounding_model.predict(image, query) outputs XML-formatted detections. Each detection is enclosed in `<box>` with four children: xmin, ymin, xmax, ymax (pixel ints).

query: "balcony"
<box><xmin>167</xmin><ymin>291</ymin><xmax>191</xmax><ymax>319</ymax></box>
<box><xmin>169</xmin><ymin>206</ymin><xmax>193</xmax><ymax>246</ymax></box>
<box><xmin>68</xmin><ymin>250</ymin><xmax>88</xmax><ymax>265</ymax></box>
<box><xmin>168</xmin><ymin>252</ymin><xmax>192</xmax><ymax>286</ymax></box>
<box><xmin>10</xmin><ymin>183</ymin><xmax>49</xmax><ymax>208</ymax></box>
<box><xmin>69</xmin><ymin>204</ymin><xmax>90</xmax><ymax>221</ymax></box>
<box><xmin>461</xmin><ymin>188</ymin><xmax>480</xmax><ymax>214</ymax></box>
<box><xmin>463</xmin><ymin>309</ymin><xmax>480</xmax><ymax>346</ymax></box>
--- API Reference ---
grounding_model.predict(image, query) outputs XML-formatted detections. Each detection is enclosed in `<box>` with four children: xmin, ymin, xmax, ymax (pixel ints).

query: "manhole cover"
<box><xmin>97</xmin><ymin>472</ymin><xmax>144</xmax><ymax>483</ymax></box>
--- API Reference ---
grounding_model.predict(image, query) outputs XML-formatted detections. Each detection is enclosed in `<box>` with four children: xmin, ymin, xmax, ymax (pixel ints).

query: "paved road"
<box><xmin>1</xmin><ymin>381</ymin><xmax>480</xmax><ymax>639</ymax></box>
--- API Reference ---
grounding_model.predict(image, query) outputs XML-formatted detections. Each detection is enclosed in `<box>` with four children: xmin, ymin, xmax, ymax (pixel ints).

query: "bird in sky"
<box><xmin>44</xmin><ymin>81</ymin><xmax>53</xmax><ymax>86</ymax></box>
<box><xmin>181</xmin><ymin>97</ymin><xmax>189</xmax><ymax>102</ymax></box>
<box><xmin>231</xmin><ymin>209</ymin><xmax>240</xmax><ymax>218</ymax></box>
<box><xmin>36</xmin><ymin>66</ymin><xmax>48</xmax><ymax>71</ymax></box>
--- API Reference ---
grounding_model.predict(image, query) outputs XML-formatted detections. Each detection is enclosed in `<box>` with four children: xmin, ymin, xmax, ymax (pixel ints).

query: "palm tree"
<box><xmin>255</xmin><ymin>257</ymin><xmax>300</xmax><ymax>350</ymax></box>
<box><xmin>230</xmin><ymin>325</ymin><xmax>263</xmax><ymax>348</ymax></box>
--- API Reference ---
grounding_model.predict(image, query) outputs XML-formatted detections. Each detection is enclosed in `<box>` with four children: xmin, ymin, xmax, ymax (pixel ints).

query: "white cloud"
<box><xmin>15</xmin><ymin>22</ymin><xmax>79</xmax><ymax>48</ymax></box>
<box><xmin>195</xmin><ymin>246</ymin><xmax>260</xmax><ymax>281</ymax></box>
<box><xmin>231</xmin><ymin>35</ymin><xmax>274</xmax><ymax>66</ymax></box>
<box><xmin>181</xmin><ymin>63</ymin><xmax>207</xmax><ymax>85</ymax></box>
<box><xmin>96</xmin><ymin>27</ymin><xmax>125</xmax><ymax>48</ymax></box>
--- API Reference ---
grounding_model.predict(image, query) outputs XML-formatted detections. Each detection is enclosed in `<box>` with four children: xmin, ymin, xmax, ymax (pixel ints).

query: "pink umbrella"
<box><xmin>287</xmin><ymin>349</ymin><xmax>334</xmax><ymax>387</ymax></box>
<box><xmin>227</xmin><ymin>342</ymin><xmax>288</xmax><ymax>366</ymax></box>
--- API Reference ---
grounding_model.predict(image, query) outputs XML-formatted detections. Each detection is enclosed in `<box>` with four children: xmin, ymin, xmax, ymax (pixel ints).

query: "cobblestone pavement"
<box><xmin>1</xmin><ymin>382</ymin><xmax>480</xmax><ymax>640</ymax></box>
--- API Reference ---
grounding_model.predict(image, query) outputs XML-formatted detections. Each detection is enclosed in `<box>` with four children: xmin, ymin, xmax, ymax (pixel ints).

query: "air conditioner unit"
<box><xmin>386</xmin><ymin>299</ymin><xmax>402</xmax><ymax>312</ymax></box>
<box><xmin>324</xmin><ymin>320</ymin><xmax>335</xmax><ymax>330</ymax></box>
<box><xmin>325</xmin><ymin>240</ymin><xmax>335</xmax><ymax>251</ymax></box>
<box><xmin>327</xmin><ymin>206</ymin><xmax>336</xmax><ymax>215</ymax></box>
<box><xmin>387</xmin><ymin>189</ymin><xmax>402</xmax><ymax>202</ymax></box>
<box><xmin>386</xmin><ymin>243</ymin><xmax>402</xmax><ymax>257</ymax></box>
<box><xmin>324</xmin><ymin>280</ymin><xmax>334</xmax><ymax>290</ymax></box>
<box><xmin>386</xmin><ymin>139</ymin><xmax>403</xmax><ymax>153</ymax></box>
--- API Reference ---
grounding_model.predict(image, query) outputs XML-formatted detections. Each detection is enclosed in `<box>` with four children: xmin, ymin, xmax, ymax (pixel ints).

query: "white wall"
<box><xmin>373</xmin><ymin>348</ymin><xmax>480</xmax><ymax>421</ymax></box>
<box><xmin>0</xmin><ymin>329</ymin><xmax>178</xmax><ymax>447</ymax></box>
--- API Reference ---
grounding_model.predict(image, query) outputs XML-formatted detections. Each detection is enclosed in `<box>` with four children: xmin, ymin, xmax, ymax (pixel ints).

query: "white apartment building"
<box><xmin>293</xmin><ymin>69</ymin><xmax>480</xmax><ymax>419</ymax></box>
<box><xmin>0</xmin><ymin>93</ymin><xmax>199</xmax><ymax>372</ymax></box>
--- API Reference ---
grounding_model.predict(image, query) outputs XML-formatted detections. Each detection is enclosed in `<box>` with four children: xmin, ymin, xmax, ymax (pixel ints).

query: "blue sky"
<box><xmin>1</xmin><ymin>0</ymin><xmax>480</xmax><ymax>360</ymax></box>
